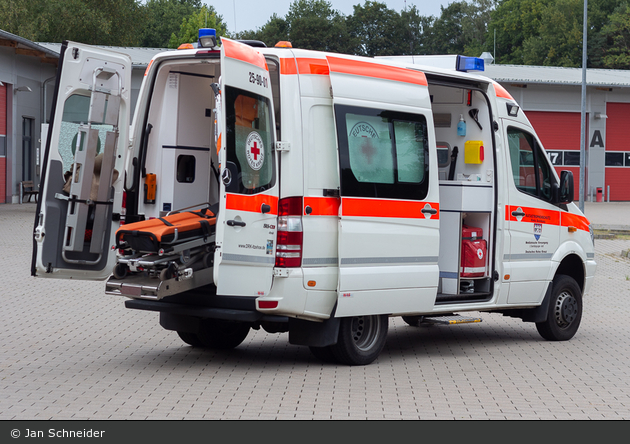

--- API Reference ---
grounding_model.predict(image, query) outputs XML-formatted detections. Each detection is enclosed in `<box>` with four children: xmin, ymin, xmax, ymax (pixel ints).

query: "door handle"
<box><xmin>511</xmin><ymin>210</ymin><xmax>525</xmax><ymax>217</ymax></box>
<box><xmin>261</xmin><ymin>203</ymin><xmax>271</xmax><ymax>214</ymax></box>
<box><xmin>421</xmin><ymin>208</ymin><xmax>438</xmax><ymax>215</ymax></box>
<box><xmin>227</xmin><ymin>220</ymin><xmax>246</xmax><ymax>227</ymax></box>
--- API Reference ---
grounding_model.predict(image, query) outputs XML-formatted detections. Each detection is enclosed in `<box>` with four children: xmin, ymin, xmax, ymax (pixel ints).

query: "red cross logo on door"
<box><xmin>251</xmin><ymin>141</ymin><xmax>260</xmax><ymax>160</ymax></box>
<box><xmin>246</xmin><ymin>131</ymin><xmax>264</xmax><ymax>171</ymax></box>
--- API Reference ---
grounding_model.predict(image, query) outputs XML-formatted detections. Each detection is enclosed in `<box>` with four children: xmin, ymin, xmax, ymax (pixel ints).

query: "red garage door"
<box><xmin>526</xmin><ymin>111</ymin><xmax>582</xmax><ymax>201</ymax></box>
<box><xmin>605</xmin><ymin>103</ymin><xmax>630</xmax><ymax>201</ymax></box>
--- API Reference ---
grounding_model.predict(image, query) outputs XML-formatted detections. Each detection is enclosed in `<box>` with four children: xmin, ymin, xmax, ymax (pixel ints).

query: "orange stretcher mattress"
<box><xmin>116</xmin><ymin>208</ymin><xmax>216</xmax><ymax>252</ymax></box>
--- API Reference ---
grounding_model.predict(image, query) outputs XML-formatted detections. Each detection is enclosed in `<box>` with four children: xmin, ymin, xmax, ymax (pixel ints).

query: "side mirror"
<box><xmin>558</xmin><ymin>170</ymin><xmax>574</xmax><ymax>204</ymax></box>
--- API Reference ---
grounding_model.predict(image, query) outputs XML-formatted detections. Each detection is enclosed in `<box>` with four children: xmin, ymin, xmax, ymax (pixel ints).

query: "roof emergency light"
<box><xmin>198</xmin><ymin>28</ymin><xmax>217</xmax><ymax>48</ymax></box>
<box><xmin>457</xmin><ymin>56</ymin><xmax>484</xmax><ymax>72</ymax></box>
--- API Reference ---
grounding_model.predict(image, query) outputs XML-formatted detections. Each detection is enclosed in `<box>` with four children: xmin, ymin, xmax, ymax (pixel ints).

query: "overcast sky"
<box><xmin>206</xmin><ymin>0</ymin><xmax>456</xmax><ymax>35</ymax></box>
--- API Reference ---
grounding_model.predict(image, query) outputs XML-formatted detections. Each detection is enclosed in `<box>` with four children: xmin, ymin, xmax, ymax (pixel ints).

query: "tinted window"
<box><xmin>605</xmin><ymin>152</ymin><xmax>624</xmax><ymax>166</ymax></box>
<box><xmin>563</xmin><ymin>151</ymin><xmax>580</xmax><ymax>166</ymax></box>
<box><xmin>507</xmin><ymin>127</ymin><xmax>553</xmax><ymax>201</ymax></box>
<box><xmin>177</xmin><ymin>155</ymin><xmax>195</xmax><ymax>183</ymax></box>
<box><xmin>225</xmin><ymin>86</ymin><xmax>275</xmax><ymax>194</ymax></box>
<box><xmin>336</xmin><ymin>105</ymin><xmax>429</xmax><ymax>200</ymax></box>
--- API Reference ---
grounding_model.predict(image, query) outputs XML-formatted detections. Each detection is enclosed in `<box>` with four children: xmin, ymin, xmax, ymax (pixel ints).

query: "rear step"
<box><xmin>423</xmin><ymin>314</ymin><xmax>482</xmax><ymax>325</ymax></box>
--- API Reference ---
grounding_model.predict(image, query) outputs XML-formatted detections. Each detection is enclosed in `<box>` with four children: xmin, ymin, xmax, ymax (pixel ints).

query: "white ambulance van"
<box><xmin>31</xmin><ymin>30</ymin><xmax>596</xmax><ymax>365</ymax></box>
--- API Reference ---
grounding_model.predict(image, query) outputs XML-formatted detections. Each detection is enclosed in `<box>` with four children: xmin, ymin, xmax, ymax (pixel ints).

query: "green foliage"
<box><xmin>348</xmin><ymin>1</ymin><xmax>403</xmax><ymax>56</ymax></box>
<box><xmin>1</xmin><ymin>0</ymin><xmax>630</xmax><ymax>70</ymax></box>
<box><xmin>599</xmin><ymin>4</ymin><xmax>630</xmax><ymax>68</ymax></box>
<box><xmin>141</xmin><ymin>0</ymin><xmax>202</xmax><ymax>48</ymax></box>
<box><xmin>284</xmin><ymin>0</ymin><xmax>351</xmax><ymax>53</ymax></box>
<box><xmin>167</xmin><ymin>5</ymin><xmax>227</xmax><ymax>48</ymax></box>
<box><xmin>0</xmin><ymin>0</ymin><xmax>144</xmax><ymax>45</ymax></box>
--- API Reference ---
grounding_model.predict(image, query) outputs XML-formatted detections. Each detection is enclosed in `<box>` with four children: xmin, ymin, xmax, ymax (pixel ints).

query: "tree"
<box><xmin>0</xmin><ymin>0</ymin><xmax>144</xmax><ymax>46</ymax></box>
<box><xmin>141</xmin><ymin>0</ymin><xmax>202</xmax><ymax>48</ymax></box>
<box><xmin>348</xmin><ymin>1</ymin><xmax>405</xmax><ymax>57</ymax></box>
<box><xmin>168</xmin><ymin>4</ymin><xmax>227</xmax><ymax>48</ymax></box>
<box><xmin>283</xmin><ymin>0</ymin><xmax>351</xmax><ymax>53</ymax></box>
<box><xmin>233</xmin><ymin>14</ymin><xmax>289</xmax><ymax>46</ymax></box>
<box><xmin>428</xmin><ymin>0</ymin><xmax>496</xmax><ymax>56</ymax></box>
<box><xmin>598</xmin><ymin>3</ymin><xmax>630</xmax><ymax>68</ymax></box>
<box><xmin>0</xmin><ymin>0</ymin><xmax>43</xmax><ymax>41</ymax></box>
<box><xmin>399</xmin><ymin>5</ymin><xmax>436</xmax><ymax>55</ymax></box>
<box><xmin>520</xmin><ymin>0</ymin><xmax>583</xmax><ymax>67</ymax></box>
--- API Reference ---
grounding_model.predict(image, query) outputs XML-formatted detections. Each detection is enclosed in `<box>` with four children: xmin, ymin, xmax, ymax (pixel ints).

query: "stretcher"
<box><xmin>111</xmin><ymin>204</ymin><xmax>217</xmax><ymax>286</ymax></box>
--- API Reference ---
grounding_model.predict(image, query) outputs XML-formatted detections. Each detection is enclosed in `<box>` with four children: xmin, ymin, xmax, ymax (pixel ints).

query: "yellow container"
<box><xmin>464</xmin><ymin>140</ymin><xmax>484</xmax><ymax>164</ymax></box>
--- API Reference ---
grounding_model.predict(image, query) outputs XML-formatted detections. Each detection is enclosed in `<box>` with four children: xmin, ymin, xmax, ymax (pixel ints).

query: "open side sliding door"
<box><xmin>214</xmin><ymin>38</ymin><xmax>279</xmax><ymax>297</ymax></box>
<box><xmin>32</xmin><ymin>42</ymin><xmax>131</xmax><ymax>280</ymax></box>
<box><xmin>327</xmin><ymin>56</ymin><xmax>440</xmax><ymax>317</ymax></box>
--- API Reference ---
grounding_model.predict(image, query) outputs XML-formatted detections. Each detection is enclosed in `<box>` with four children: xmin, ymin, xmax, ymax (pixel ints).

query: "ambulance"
<box><xmin>31</xmin><ymin>29</ymin><xmax>597</xmax><ymax>365</ymax></box>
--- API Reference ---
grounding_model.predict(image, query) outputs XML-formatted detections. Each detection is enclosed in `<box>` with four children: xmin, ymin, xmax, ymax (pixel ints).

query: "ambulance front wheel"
<box><xmin>536</xmin><ymin>274</ymin><xmax>583</xmax><ymax>341</ymax></box>
<box><xmin>197</xmin><ymin>319</ymin><xmax>250</xmax><ymax>350</ymax></box>
<box><xmin>330</xmin><ymin>315</ymin><xmax>389</xmax><ymax>366</ymax></box>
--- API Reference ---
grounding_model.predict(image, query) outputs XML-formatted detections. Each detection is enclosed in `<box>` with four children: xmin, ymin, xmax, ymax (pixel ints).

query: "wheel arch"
<box><xmin>554</xmin><ymin>253</ymin><xmax>585</xmax><ymax>293</ymax></box>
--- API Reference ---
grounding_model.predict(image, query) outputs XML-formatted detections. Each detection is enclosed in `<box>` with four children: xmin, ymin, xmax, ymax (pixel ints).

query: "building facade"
<box><xmin>486</xmin><ymin>63</ymin><xmax>630</xmax><ymax>201</ymax></box>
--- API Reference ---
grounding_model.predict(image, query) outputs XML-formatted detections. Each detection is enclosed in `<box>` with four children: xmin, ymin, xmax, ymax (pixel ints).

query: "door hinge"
<box><xmin>275</xmin><ymin>141</ymin><xmax>291</xmax><ymax>152</ymax></box>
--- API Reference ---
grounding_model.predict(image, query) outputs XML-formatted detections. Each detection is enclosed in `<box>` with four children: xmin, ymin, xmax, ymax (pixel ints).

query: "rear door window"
<box><xmin>225</xmin><ymin>86</ymin><xmax>275</xmax><ymax>194</ymax></box>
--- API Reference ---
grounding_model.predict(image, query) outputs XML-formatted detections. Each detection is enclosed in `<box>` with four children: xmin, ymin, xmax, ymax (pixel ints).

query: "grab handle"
<box><xmin>227</xmin><ymin>220</ymin><xmax>246</xmax><ymax>227</ymax></box>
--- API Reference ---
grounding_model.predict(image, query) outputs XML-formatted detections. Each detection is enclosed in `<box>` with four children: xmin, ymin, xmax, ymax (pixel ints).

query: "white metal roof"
<box><xmin>484</xmin><ymin>63</ymin><xmax>630</xmax><ymax>87</ymax></box>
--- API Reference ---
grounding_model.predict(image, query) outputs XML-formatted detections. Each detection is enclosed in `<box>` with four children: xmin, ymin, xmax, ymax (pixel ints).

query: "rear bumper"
<box><xmin>124</xmin><ymin>298</ymin><xmax>288</xmax><ymax>323</ymax></box>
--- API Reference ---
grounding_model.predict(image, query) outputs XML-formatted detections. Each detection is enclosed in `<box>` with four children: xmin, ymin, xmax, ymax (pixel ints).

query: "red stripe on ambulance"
<box><xmin>342</xmin><ymin>198</ymin><xmax>439</xmax><ymax>219</ymax></box>
<box><xmin>326</xmin><ymin>56</ymin><xmax>428</xmax><ymax>86</ymax></box>
<box><xmin>226</xmin><ymin>193</ymin><xmax>278</xmax><ymax>215</ymax></box>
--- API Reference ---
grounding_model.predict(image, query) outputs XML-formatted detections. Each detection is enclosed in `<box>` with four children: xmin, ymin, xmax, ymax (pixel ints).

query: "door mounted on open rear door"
<box><xmin>327</xmin><ymin>55</ymin><xmax>440</xmax><ymax>317</ymax></box>
<box><xmin>32</xmin><ymin>42</ymin><xmax>131</xmax><ymax>280</ymax></box>
<box><xmin>213</xmin><ymin>38</ymin><xmax>279</xmax><ymax>297</ymax></box>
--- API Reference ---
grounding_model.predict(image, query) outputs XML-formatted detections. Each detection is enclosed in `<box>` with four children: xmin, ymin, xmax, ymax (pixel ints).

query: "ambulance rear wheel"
<box><xmin>536</xmin><ymin>274</ymin><xmax>582</xmax><ymax>341</ymax></box>
<box><xmin>197</xmin><ymin>319</ymin><xmax>250</xmax><ymax>350</ymax></box>
<box><xmin>177</xmin><ymin>331</ymin><xmax>203</xmax><ymax>347</ymax></box>
<box><xmin>330</xmin><ymin>315</ymin><xmax>388</xmax><ymax>366</ymax></box>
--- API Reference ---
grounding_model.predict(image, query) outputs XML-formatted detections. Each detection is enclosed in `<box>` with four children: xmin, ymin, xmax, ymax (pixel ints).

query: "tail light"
<box><xmin>120</xmin><ymin>190</ymin><xmax>127</xmax><ymax>225</ymax></box>
<box><xmin>275</xmin><ymin>197</ymin><xmax>303</xmax><ymax>267</ymax></box>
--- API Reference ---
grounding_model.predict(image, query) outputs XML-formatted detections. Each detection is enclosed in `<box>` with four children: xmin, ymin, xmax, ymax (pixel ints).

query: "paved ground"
<box><xmin>1</xmin><ymin>202</ymin><xmax>630</xmax><ymax>420</ymax></box>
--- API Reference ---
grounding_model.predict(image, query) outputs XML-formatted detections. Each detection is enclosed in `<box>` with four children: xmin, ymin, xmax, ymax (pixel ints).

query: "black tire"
<box><xmin>536</xmin><ymin>274</ymin><xmax>583</xmax><ymax>341</ymax></box>
<box><xmin>113</xmin><ymin>263</ymin><xmax>128</xmax><ymax>279</ymax></box>
<box><xmin>197</xmin><ymin>319</ymin><xmax>250</xmax><ymax>350</ymax></box>
<box><xmin>402</xmin><ymin>315</ymin><xmax>423</xmax><ymax>327</ymax></box>
<box><xmin>330</xmin><ymin>315</ymin><xmax>388</xmax><ymax>366</ymax></box>
<box><xmin>309</xmin><ymin>346</ymin><xmax>337</xmax><ymax>363</ymax></box>
<box><xmin>177</xmin><ymin>331</ymin><xmax>203</xmax><ymax>347</ymax></box>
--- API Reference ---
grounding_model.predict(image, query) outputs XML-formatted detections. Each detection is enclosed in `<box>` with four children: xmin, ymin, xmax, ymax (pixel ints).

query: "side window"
<box><xmin>507</xmin><ymin>127</ymin><xmax>552</xmax><ymax>200</ymax></box>
<box><xmin>225</xmin><ymin>86</ymin><xmax>275</xmax><ymax>195</ymax></box>
<box><xmin>336</xmin><ymin>105</ymin><xmax>429</xmax><ymax>200</ymax></box>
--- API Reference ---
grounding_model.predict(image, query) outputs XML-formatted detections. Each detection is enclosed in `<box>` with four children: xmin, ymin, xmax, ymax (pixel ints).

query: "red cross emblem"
<box><xmin>246</xmin><ymin>131</ymin><xmax>264</xmax><ymax>171</ymax></box>
<box><xmin>251</xmin><ymin>141</ymin><xmax>260</xmax><ymax>160</ymax></box>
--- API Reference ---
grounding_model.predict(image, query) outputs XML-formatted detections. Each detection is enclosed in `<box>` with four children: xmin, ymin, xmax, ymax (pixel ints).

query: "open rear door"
<box><xmin>213</xmin><ymin>38</ymin><xmax>279</xmax><ymax>297</ymax></box>
<box><xmin>327</xmin><ymin>56</ymin><xmax>440</xmax><ymax>317</ymax></box>
<box><xmin>31</xmin><ymin>42</ymin><xmax>131</xmax><ymax>280</ymax></box>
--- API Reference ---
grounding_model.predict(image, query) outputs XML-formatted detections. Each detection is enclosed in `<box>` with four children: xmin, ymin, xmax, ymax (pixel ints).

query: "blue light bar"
<box><xmin>457</xmin><ymin>56</ymin><xmax>484</xmax><ymax>72</ymax></box>
<box><xmin>198</xmin><ymin>28</ymin><xmax>217</xmax><ymax>48</ymax></box>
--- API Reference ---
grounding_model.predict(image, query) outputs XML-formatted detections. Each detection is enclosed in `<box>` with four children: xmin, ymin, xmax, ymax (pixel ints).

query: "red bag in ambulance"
<box><xmin>460</xmin><ymin>225</ymin><xmax>487</xmax><ymax>278</ymax></box>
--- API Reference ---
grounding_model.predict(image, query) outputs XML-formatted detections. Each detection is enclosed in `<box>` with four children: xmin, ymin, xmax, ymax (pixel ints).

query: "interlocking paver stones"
<box><xmin>2</xmin><ymin>203</ymin><xmax>630</xmax><ymax>419</ymax></box>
